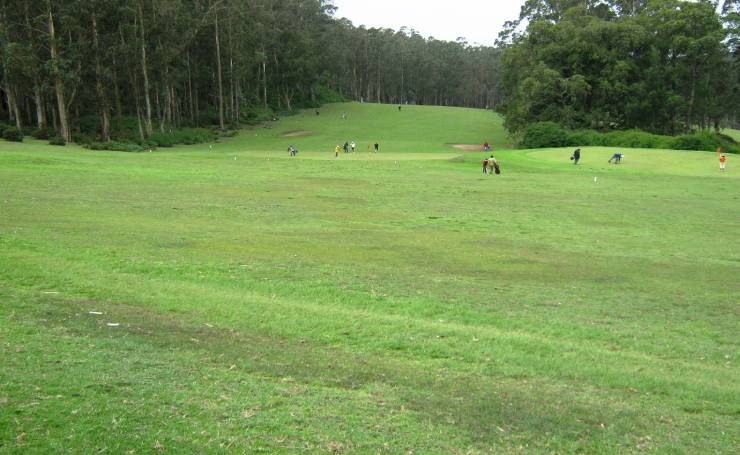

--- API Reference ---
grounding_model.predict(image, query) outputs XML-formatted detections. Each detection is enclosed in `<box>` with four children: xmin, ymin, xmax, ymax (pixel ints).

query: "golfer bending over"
<box><xmin>608</xmin><ymin>153</ymin><xmax>624</xmax><ymax>164</ymax></box>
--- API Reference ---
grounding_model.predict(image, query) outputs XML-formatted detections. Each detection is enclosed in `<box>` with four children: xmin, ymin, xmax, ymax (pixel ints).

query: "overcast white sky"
<box><xmin>330</xmin><ymin>0</ymin><xmax>526</xmax><ymax>46</ymax></box>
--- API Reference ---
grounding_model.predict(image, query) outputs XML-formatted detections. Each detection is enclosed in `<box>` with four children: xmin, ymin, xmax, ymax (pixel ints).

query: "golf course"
<box><xmin>0</xmin><ymin>102</ymin><xmax>738</xmax><ymax>453</ymax></box>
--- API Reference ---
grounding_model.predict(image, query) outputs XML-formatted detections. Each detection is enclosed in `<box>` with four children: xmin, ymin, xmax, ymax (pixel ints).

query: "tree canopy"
<box><xmin>0</xmin><ymin>0</ymin><xmax>500</xmax><ymax>143</ymax></box>
<box><xmin>498</xmin><ymin>0</ymin><xmax>739</xmax><ymax>134</ymax></box>
<box><xmin>1</xmin><ymin>0</ymin><xmax>737</xmax><ymax>143</ymax></box>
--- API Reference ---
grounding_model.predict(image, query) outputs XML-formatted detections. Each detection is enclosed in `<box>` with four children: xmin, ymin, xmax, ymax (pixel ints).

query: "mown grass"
<box><xmin>1</xmin><ymin>103</ymin><xmax>738</xmax><ymax>453</ymax></box>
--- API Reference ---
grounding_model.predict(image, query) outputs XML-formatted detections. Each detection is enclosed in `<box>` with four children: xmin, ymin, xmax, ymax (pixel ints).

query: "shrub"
<box><xmin>603</xmin><ymin>130</ymin><xmax>671</xmax><ymax>149</ymax></box>
<box><xmin>32</xmin><ymin>127</ymin><xmax>57</xmax><ymax>140</ymax></box>
<box><xmin>520</xmin><ymin>122</ymin><xmax>571</xmax><ymax>148</ymax></box>
<box><xmin>149</xmin><ymin>128</ymin><xmax>216</xmax><ymax>147</ymax></box>
<box><xmin>49</xmin><ymin>135</ymin><xmax>66</xmax><ymax>146</ymax></box>
<box><xmin>72</xmin><ymin>132</ymin><xmax>94</xmax><ymax>145</ymax></box>
<box><xmin>519</xmin><ymin>122</ymin><xmax>740</xmax><ymax>154</ymax></box>
<box><xmin>150</xmin><ymin>132</ymin><xmax>176</xmax><ymax>147</ymax></box>
<box><xmin>85</xmin><ymin>141</ymin><xmax>145</xmax><ymax>153</ymax></box>
<box><xmin>568</xmin><ymin>129</ymin><xmax>607</xmax><ymax>147</ymax></box>
<box><xmin>242</xmin><ymin>106</ymin><xmax>275</xmax><ymax>125</ymax></box>
<box><xmin>0</xmin><ymin>123</ymin><xmax>10</xmax><ymax>136</ymax></box>
<box><xmin>3</xmin><ymin>127</ymin><xmax>24</xmax><ymax>142</ymax></box>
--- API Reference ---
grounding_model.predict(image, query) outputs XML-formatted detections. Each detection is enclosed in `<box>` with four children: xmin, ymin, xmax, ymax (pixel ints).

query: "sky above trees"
<box><xmin>330</xmin><ymin>0</ymin><xmax>526</xmax><ymax>45</ymax></box>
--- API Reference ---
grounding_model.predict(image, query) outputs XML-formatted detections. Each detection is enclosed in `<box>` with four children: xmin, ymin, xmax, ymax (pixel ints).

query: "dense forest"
<box><xmin>499</xmin><ymin>0</ymin><xmax>739</xmax><ymax>134</ymax></box>
<box><xmin>0</xmin><ymin>0</ymin><xmax>499</xmax><ymax>144</ymax></box>
<box><xmin>0</xmin><ymin>0</ymin><xmax>737</xmax><ymax>145</ymax></box>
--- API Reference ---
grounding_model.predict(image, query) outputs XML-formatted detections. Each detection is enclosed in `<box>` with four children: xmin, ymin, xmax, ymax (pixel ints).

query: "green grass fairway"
<box><xmin>219</xmin><ymin>102</ymin><xmax>514</xmax><ymax>154</ymax></box>
<box><xmin>1</xmin><ymin>104</ymin><xmax>738</xmax><ymax>453</ymax></box>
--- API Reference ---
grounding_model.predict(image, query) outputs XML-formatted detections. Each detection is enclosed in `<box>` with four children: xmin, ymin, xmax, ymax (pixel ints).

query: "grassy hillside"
<box><xmin>229</xmin><ymin>102</ymin><xmax>514</xmax><ymax>153</ymax></box>
<box><xmin>1</xmin><ymin>104</ymin><xmax>738</xmax><ymax>453</ymax></box>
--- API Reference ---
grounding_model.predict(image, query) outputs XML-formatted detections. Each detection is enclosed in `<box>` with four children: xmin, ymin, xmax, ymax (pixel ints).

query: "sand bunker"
<box><xmin>452</xmin><ymin>144</ymin><xmax>483</xmax><ymax>151</ymax></box>
<box><xmin>281</xmin><ymin>130</ymin><xmax>313</xmax><ymax>138</ymax></box>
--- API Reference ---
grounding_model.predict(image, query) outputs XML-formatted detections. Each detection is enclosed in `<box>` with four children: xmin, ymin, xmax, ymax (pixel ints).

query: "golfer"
<box><xmin>608</xmin><ymin>153</ymin><xmax>624</xmax><ymax>164</ymax></box>
<box><xmin>720</xmin><ymin>154</ymin><xmax>727</xmax><ymax>172</ymax></box>
<box><xmin>571</xmin><ymin>148</ymin><xmax>581</xmax><ymax>164</ymax></box>
<box><xmin>487</xmin><ymin>155</ymin><xmax>499</xmax><ymax>175</ymax></box>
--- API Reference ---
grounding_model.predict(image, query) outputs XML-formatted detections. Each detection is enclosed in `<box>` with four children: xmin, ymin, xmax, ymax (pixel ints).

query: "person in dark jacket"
<box><xmin>571</xmin><ymin>148</ymin><xmax>581</xmax><ymax>164</ymax></box>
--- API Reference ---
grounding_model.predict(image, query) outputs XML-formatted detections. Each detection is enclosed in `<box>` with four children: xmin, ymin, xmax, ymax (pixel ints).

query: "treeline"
<box><xmin>498</xmin><ymin>0</ymin><xmax>740</xmax><ymax>135</ymax></box>
<box><xmin>0</xmin><ymin>0</ymin><xmax>500</xmax><ymax>144</ymax></box>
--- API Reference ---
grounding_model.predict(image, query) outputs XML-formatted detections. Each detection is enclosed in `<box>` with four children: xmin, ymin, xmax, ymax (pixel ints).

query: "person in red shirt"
<box><xmin>483</xmin><ymin>158</ymin><xmax>489</xmax><ymax>174</ymax></box>
<box><xmin>719</xmin><ymin>154</ymin><xmax>726</xmax><ymax>172</ymax></box>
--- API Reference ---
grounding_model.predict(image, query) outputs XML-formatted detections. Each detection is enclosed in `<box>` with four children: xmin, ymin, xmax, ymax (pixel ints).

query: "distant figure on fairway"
<box><xmin>351</xmin><ymin>141</ymin><xmax>356</xmax><ymax>153</ymax></box>
<box><xmin>488</xmin><ymin>155</ymin><xmax>500</xmax><ymax>175</ymax></box>
<box><xmin>483</xmin><ymin>157</ymin><xmax>489</xmax><ymax>174</ymax></box>
<box><xmin>374</xmin><ymin>142</ymin><xmax>379</xmax><ymax>153</ymax></box>
<box><xmin>315</xmin><ymin>110</ymin><xmax>320</xmax><ymax>116</ymax></box>
<box><xmin>483</xmin><ymin>142</ymin><xmax>491</xmax><ymax>152</ymax></box>
<box><xmin>608</xmin><ymin>153</ymin><xmax>624</xmax><ymax>164</ymax></box>
<box><xmin>335</xmin><ymin>145</ymin><xmax>341</xmax><ymax>158</ymax></box>
<box><xmin>571</xmin><ymin>148</ymin><xmax>581</xmax><ymax>164</ymax></box>
<box><xmin>287</xmin><ymin>145</ymin><xmax>298</xmax><ymax>157</ymax></box>
<box><xmin>343</xmin><ymin>142</ymin><xmax>349</xmax><ymax>154</ymax></box>
<box><xmin>398</xmin><ymin>105</ymin><xmax>402</xmax><ymax>111</ymax></box>
<box><xmin>720</xmin><ymin>154</ymin><xmax>726</xmax><ymax>171</ymax></box>
<box><xmin>342</xmin><ymin>112</ymin><xmax>347</xmax><ymax>120</ymax></box>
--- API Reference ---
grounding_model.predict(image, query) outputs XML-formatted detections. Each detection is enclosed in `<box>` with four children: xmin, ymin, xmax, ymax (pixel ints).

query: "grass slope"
<box><xmin>223</xmin><ymin>102</ymin><xmax>514</xmax><ymax>154</ymax></box>
<box><xmin>0</xmin><ymin>104</ymin><xmax>738</xmax><ymax>453</ymax></box>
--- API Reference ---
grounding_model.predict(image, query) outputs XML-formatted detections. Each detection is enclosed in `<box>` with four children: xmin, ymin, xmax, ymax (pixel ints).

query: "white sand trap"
<box><xmin>452</xmin><ymin>144</ymin><xmax>482</xmax><ymax>151</ymax></box>
<box><xmin>281</xmin><ymin>130</ymin><xmax>313</xmax><ymax>138</ymax></box>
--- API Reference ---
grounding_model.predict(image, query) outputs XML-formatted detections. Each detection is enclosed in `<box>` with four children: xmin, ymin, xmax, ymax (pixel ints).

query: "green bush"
<box><xmin>150</xmin><ymin>128</ymin><xmax>215</xmax><ymax>147</ymax></box>
<box><xmin>603</xmin><ymin>130</ymin><xmax>671</xmax><ymax>149</ymax></box>
<box><xmin>242</xmin><ymin>106</ymin><xmax>275</xmax><ymax>125</ymax></box>
<box><xmin>520</xmin><ymin>122</ymin><xmax>571</xmax><ymax>148</ymax></box>
<box><xmin>32</xmin><ymin>127</ymin><xmax>57</xmax><ymax>140</ymax></box>
<box><xmin>3</xmin><ymin>127</ymin><xmax>24</xmax><ymax>142</ymax></box>
<box><xmin>150</xmin><ymin>132</ymin><xmax>176</xmax><ymax>147</ymax></box>
<box><xmin>568</xmin><ymin>129</ymin><xmax>607</xmax><ymax>147</ymax></box>
<box><xmin>521</xmin><ymin>124</ymin><xmax>739</xmax><ymax>154</ymax></box>
<box><xmin>49</xmin><ymin>135</ymin><xmax>66</xmax><ymax>146</ymax></box>
<box><xmin>673</xmin><ymin>132</ymin><xmax>739</xmax><ymax>154</ymax></box>
<box><xmin>85</xmin><ymin>141</ymin><xmax>145</xmax><ymax>153</ymax></box>
<box><xmin>72</xmin><ymin>132</ymin><xmax>95</xmax><ymax>145</ymax></box>
<box><xmin>0</xmin><ymin>123</ymin><xmax>10</xmax><ymax>136</ymax></box>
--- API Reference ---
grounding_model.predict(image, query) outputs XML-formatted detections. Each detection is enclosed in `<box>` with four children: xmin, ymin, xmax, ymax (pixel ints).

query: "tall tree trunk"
<box><xmin>213</xmin><ymin>3</ymin><xmax>224</xmax><ymax>130</ymax></box>
<box><xmin>24</xmin><ymin>2</ymin><xmax>45</xmax><ymax>128</ymax></box>
<box><xmin>262</xmin><ymin>60</ymin><xmax>268</xmax><ymax>108</ymax></box>
<box><xmin>194</xmin><ymin>84</ymin><xmax>200</xmax><ymax>126</ymax></box>
<box><xmin>112</xmin><ymin>58</ymin><xmax>122</xmax><ymax>119</ymax></box>
<box><xmin>138</xmin><ymin>0</ymin><xmax>153</xmax><ymax>136</ymax></box>
<box><xmin>8</xmin><ymin>90</ymin><xmax>21</xmax><ymax>129</ymax></box>
<box><xmin>687</xmin><ymin>61</ymin><xmax>698</xmax><ymax>132</ymax></box>
<box><xmin>47</xmin><ymin>1</ymin><xmax>70</xmax><ymax>142</ymax></box>
<box><xmin>227</xmin><ymin>12</ymin><xmax>235</xmax><ymax>125</ymax></box>
<box><xmin>92</xmin><ymin>12</ymin><xmax>110</xmax><ymax>141</ymax></box>
<box><xmin>186</xmin><ymin>51</ymin><xmax>194</xmax><ymax>124</ymax></box>
<box><xmin>155</xmin><ymin>86</ymin><xmax>162</xmax><ymax>130</ymax></box>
